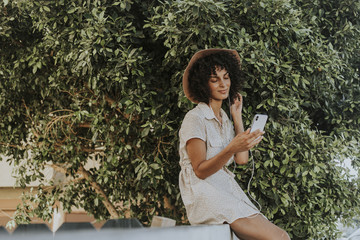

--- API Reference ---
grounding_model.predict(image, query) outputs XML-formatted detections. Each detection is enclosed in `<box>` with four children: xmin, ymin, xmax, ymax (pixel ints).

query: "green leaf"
<box><xmin>67</xmin><ymin>8</ymin><xmax>76</xmax><ymax>14</ymax></box>
<box><xmin>43</xmin><ymin>6</ymin><xmax>50</xmax><ymax>12</ymax></box>
<box><xmin>274</xmin><ymin>160</ymin><xmax>280</xmax><ymax>168</ymax></box>
<box><xmin>150</xmin><ymin>163</ymin><xmax>160</xmax><ymax>170</ymax></box>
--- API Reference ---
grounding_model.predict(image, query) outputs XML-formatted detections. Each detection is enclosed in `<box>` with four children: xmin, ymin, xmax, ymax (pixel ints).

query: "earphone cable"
<box><xmin>246</xmin><ymin>149</ymin><xmax>261</xmax><ymax>218</ymax></box>
<box><xmin>228</xmin><ymin>97</ymin><xmax>261</xmax><ymax>218</ymax></box>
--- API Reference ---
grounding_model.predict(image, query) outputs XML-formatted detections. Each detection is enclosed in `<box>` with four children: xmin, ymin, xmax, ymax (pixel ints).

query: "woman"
<box><xmin>179</xmin><ymin>49</ymin><xmax>290</xmax><ymax>240</ymax></box>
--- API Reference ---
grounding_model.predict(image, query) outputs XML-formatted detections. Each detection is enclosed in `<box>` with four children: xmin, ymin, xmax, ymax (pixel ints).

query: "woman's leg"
<box><xmin>230</xmin><ymin>214</ymin><xmax>290</xmax><ymax>240</ymax></box>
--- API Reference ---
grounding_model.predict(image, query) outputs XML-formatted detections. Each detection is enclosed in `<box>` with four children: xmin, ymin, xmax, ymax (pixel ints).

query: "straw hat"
<box><xmin>182</xmin><ymin>48</ymin><xmax>241</xmax><ymax>103</ymax></box>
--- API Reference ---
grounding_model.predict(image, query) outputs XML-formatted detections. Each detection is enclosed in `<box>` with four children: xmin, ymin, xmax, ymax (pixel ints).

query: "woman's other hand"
<box><xmin>229</xmin><ymin>128</ymin><xmax>264</xmax><ymax>154</ymax></box>
<box><xmin>230</xmin><ymin>93</ymin><xmax>243</xmax><ymax>122</ymax></box>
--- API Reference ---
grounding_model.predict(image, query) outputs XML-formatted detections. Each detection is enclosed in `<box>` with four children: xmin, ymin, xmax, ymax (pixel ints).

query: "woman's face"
<box><xmin>208</xmin><ymin>66</ymin><xmax>231</xmax><ymax>101</ymax></box>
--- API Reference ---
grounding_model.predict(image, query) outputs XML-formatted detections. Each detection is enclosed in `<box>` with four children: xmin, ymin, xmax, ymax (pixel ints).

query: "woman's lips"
<box><xmin>219</xmin><ymin>90</ymin><xmax>228</xmax><ymax>94</ymax></box>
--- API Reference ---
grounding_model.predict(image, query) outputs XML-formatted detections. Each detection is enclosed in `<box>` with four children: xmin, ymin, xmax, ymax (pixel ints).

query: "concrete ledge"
<box><xmin>0</xmin><ymin>224</ymin><xmax>234</xmax><ymax>240</ymax></box>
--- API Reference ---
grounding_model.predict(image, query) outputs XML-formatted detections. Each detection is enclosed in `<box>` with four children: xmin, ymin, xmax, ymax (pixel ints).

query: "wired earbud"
<box><xmin>228</xmin><ymin>96</ymin><xmax>262</xmax><ymax>218</ymax></box>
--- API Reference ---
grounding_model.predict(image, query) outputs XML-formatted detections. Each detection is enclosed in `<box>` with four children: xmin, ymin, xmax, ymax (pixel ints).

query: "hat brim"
<box><xmin>182</xmin><ymin>49</ymin><xmax>241</xmax><ymax>103</ymax></box>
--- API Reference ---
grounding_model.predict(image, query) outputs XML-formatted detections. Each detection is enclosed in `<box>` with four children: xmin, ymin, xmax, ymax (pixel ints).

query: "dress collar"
<box><xmin>197</xmin><ymin>102</ymin><xmax>230</xmax><ymax>123</ymax></box>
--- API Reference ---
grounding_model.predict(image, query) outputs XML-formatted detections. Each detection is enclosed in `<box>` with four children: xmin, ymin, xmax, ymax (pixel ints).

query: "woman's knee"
<box><xmin>278</xmin><ymin>228</ymin><xmax>291</xmax><ymax>240</ymax></box>
<box><xmin>230</xmin><ymin>216</ymin><xmax>291</xmax><ymax>240</ymax></box>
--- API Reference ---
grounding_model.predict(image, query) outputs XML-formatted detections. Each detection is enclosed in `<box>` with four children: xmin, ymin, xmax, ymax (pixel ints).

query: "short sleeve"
<box><xmin>179</xmin><ymin>112</ymin><xmax>206</xmax><ymax>144</ymax></box>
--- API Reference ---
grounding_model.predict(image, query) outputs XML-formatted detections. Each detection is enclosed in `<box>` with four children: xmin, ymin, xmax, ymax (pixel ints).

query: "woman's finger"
<box><xmin>236</xmin><ymin>92</ymin><xmax>241</xmax><ymax>99</ymax></box>
<box><xmin>248</xmin><ymin>129</ymin><xmax>263</xmax><ymax>140</ymax></box>
<box><xmin>250</xmin><ymin>136</ymin><xmax>263</xmax><ymax>148</ymax></box>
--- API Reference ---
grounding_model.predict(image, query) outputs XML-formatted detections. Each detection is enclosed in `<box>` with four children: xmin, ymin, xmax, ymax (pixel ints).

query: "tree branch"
<box><xmin>48</xmin><ymin>163</ymin><xmax>69</xmax><ymax>174</ymax></box>
<box><xmin>0</xmin><ymin>142</ymin><xmax>26</xmax><ymax>150</ymax></box>
<box><xmin>104</xmin><ymin>95</ymin><xmax>130</xmax><ymax>120</ymax></box>
<box><xmin>78</xmin><ymin>165</ymin><xmax>120</xmax><ymax>219</ymax></box>
<box><xmin>48</xmin><ymin>163</ymin><xmax>120</xmax><ymax>219</ymax></box>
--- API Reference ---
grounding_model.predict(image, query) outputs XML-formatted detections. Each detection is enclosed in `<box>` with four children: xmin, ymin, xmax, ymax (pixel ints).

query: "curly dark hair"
<box><xmin>187</xmin><ymin>51</ymin><xmax>243</xmax><ymax>104</ymax></box>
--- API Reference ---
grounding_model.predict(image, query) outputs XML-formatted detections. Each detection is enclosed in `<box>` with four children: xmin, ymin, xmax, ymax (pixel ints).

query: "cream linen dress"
<box><xmin>179</xmin><ymin>102</ymin><xmax>260</xmax><ymax>225</ymax></box>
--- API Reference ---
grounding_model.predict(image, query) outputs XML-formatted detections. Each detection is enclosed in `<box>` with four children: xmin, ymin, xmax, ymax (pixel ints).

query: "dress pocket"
<box><xmin>209</xmin><ymin>138</ymin><xmax>222</xmax><ymax>147</ymax></box>
<box><xmin>207</xmin><ymin>138</ymin><xmax>223</xmax><ymax>159</ymax></box>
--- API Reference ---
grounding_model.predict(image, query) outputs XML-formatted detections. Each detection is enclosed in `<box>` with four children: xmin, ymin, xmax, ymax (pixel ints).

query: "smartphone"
<box><xmin>250</xmin><ymin>114</ymin><xmax>268</xmax><ymax>133</ymax></box>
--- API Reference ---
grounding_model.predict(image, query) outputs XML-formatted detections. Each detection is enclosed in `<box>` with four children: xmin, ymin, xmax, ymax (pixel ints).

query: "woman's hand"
<box><xmin>228</xmin><ymin>128</ymin><xmax>264</xmax><ymax>154</ymax></box>
<box><xmin>231</xmin><ymin>93</ymin><xmax>245</xmax><ymax>133</ymax></box>
<box><xmin>230</xmin><ymin>93</ymin><xmax>243</xmax><ymax>122</ymax></box>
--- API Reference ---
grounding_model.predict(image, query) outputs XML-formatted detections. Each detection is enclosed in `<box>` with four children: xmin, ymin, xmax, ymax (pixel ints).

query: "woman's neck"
<box><xmin>209</xmin><ymin>99</ymin><xmax>223</xmax><ymax>122</ymax></box>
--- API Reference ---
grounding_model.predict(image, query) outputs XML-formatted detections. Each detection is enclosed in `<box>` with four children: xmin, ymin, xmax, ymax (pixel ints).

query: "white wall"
<box><xmin>0</xmin><ymin>153</ymin><xmax>100</xmax><ymax>187</ymax></box>
<box><xmin>0</xmin><ymin>154</ymin><xmax>54</xmax><ymax>187</ymax></box>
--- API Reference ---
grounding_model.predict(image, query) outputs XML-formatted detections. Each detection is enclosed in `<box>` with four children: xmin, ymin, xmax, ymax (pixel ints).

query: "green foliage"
<box><xmin>1</xmin><ymin>0</ymin><xmax>359</xmax><ymax>239</ymax></box>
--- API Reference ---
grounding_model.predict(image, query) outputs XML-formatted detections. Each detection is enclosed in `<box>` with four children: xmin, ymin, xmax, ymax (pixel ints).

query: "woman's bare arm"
<box><xmin>186</xmin><ymin>129</ymin><xmax>263</xmax><ymax>179</ymax></box>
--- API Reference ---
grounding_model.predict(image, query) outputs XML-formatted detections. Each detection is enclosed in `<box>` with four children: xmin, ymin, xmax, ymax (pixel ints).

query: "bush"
<box><xmin>1</xmin><ymin>0</ymin><xmax>359</xmax><ymax>238</ymax></box>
